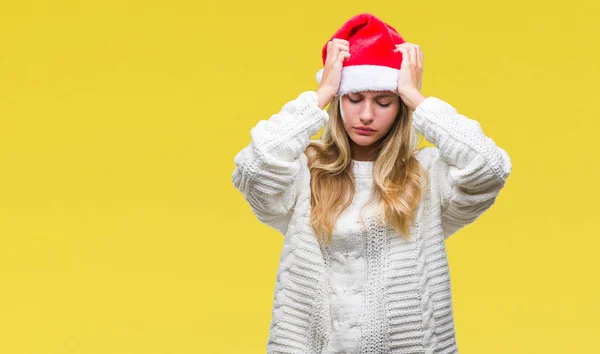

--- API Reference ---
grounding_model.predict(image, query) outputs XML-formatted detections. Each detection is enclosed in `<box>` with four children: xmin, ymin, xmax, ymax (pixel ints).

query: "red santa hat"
<box><xmin>315</xmin><ymin>13</ymin><xmax>406</xmax><ymax>96</ymax></box>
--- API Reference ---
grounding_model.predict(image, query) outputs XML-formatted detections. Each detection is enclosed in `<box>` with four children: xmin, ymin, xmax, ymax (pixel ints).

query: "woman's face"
<box><xmin>339</xmin><ymin>90</ymin><xmax>400</xmax><ymax>148</ymax></box>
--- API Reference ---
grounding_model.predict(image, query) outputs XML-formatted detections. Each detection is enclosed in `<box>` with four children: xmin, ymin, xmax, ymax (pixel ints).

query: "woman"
<box><xmin>232</xmin><ymin>13</ymin><xmax>511</xmax><ymax>354</ymax></box>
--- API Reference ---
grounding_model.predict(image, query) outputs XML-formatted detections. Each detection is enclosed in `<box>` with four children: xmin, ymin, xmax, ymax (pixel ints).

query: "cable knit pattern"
<box><xmin>321</xmin><ymin>160</ymin><xmax>376</xmax><ymax>354</ymax></box>
<box><xmin>412</xmin><ymin>97</ymin><xmax>512</xmax><ymax>239</ymax></box>
<box><xmin>232</xmin><ymin>91</ymin><xmax>329</xmax><ymax>236</ymax></box>
<box><xmin>232</xmin><ymin>91</ymin><xmax>512</xmax><ymax>353</ymax></box>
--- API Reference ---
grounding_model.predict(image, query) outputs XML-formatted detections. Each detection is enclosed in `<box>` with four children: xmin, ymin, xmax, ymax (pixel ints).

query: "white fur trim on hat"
<box><xmin>316</xmin><ymin>65</ymin><xmax>400</xmax><ymax>96</ymax></box>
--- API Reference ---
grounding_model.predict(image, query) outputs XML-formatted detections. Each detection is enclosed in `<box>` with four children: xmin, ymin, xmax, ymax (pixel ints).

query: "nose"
<box><xmin>359</xmin><ymin>100</ymin><xmax>375</xmax><ymax>123</ymax></box>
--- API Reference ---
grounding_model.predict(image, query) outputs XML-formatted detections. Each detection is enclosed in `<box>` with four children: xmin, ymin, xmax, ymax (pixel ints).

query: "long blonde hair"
<box><xmin>305</xmin><ymin>94</ymin><xmax>429</xmax><ymax>244</ymax></box>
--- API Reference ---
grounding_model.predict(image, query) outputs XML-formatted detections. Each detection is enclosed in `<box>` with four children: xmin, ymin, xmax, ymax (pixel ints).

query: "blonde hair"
<box><xmin>305</xmin><ymin>94</ymin><xmax>429</xmax><ymax>244</ymax></box>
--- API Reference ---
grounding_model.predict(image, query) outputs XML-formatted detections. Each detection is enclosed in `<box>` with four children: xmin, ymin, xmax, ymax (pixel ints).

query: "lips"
<box><xmin>354</xmin><ymin>127</ymin><xmax>376</xmax><ymax>135</ymax></box>
<box><xmin>355</xmin><ymin>126</ymin><xmax>375</xmax><ymax>131</ymax></box>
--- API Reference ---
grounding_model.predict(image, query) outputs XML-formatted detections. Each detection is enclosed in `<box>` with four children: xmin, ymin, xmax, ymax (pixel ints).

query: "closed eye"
<box><xmin>348</xmin><ymin>98</ymin><xmax>391</xmax><ymax>107</ymax></box>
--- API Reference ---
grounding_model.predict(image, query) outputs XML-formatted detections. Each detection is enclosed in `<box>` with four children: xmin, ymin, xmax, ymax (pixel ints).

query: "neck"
<box><xmin>350</xmin><ymin>140</ymin><xmax>380</xmax><ymax>161</ymax></box>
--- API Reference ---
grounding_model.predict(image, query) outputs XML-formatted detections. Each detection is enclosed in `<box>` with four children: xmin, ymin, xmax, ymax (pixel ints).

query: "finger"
<box><xmin>336</xmin><ymin>49</ymin><xmax>350</xmax><ymax>63</ymax></box>
<box><xmin>336</xmin><ymin>44</ymin><xmax>349</xmax><ymax>52</ymax></box>
<box><xmin>404</xmin><ymin>44</ymin><xmax>423</xmax><ymax>71</ymax></box>
<box><xmin>333</xmin><ymin>51</ymin><xmax>350</xmax><ymax>68</ymax></box>
<box><xmin>413</xmin><ymin>45</ymin><xmax>422</xmax><ymax>67</ymax></box>
<box><xmin>409</xmin><ymin>46</ymin><xmax>417</xmax><ymax>66</ymax></box>
<box><xmin>400</xmin><ymin>44</ymin><xmax>415</xmax><ymax>64</ymax></box>
<box><xmin>397</xmin><ymin>47</ymin><xmax>410</xmax><ymax>67</ymax></box>
<box><xmin>332</xmin><ymin>38</ymin><xmax>350</xmax><ymax>45</ymax></box>
<box><xmin>401</xmin><ymin>43</ymin><xmax>417</xmax><ymax>50</ymax></box>
<box><xmin>395</xmin><ymin>47</ymin><xmax>405</xmax><ymax>68</ymax></box>
<box><xmin>328</xmin><ymin>47</ymin><xmax>349</xmax><ymax>65</ymax></box>
<box><xmin>329</xmin><ymin>42</ymin><xmax>349</xmax><ymax>58</ymax></box>
<box><xmin>331</xmin><ymin>40</ymin><xmax>349</xmax><ymax>51</ymax></box>
<box><xmin>395</xmin><ymin>43</ymin><xmax>409</xmax><ymax>54</ymax></box>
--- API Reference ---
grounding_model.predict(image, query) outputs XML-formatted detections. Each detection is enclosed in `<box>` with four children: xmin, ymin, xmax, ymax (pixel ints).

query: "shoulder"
<box><xmin>415</xmin><ymin>146</ymin><xmax>441</xmax><ymax>171</ymax></box>
<box><xmin>415</xmin><ymin>147</ymin><xmax>450</xmax><ymax>191</ymax></box>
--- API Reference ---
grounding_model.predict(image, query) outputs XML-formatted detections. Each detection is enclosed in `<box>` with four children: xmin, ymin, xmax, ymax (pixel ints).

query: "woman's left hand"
<box><xmin>394</xmin><ymin>42</ymin><xmax>424</xmax><ymax>97</ymax></box>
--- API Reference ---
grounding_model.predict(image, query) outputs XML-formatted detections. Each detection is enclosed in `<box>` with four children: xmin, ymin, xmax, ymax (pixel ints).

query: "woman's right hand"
<box><xmin>316</xmin><ymin>38</ymin><xmax>350</xmax><ymax>109</ymax></box>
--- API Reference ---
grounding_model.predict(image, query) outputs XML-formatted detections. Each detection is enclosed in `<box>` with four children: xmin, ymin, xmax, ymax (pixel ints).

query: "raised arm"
<box><xmin>232</xmin><ymin>90</ymin><xmax>329</xmax><ymax>235</ymax></box>
<box><xmin>411</xmin><ymin>96</ymin><xmax>512</xmax><ymax>240</ymax></box>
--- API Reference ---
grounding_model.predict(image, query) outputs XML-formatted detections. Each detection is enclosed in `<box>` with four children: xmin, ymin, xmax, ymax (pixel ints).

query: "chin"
<box><xmin>350</xmin><ymin>134</ymin><xmax>379</xmax><ymax>146</ymax></box>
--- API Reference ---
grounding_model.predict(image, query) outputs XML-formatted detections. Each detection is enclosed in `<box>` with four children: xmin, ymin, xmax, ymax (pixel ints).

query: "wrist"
<box><xmin>316</xmin><ymin>88</ymin><xmax>333</xmax><ymax>110</ymax></box>
<box><xmin>399</xmin><ymin>89</ymin><xmax>426</xmax><ymax>111</ymax></box>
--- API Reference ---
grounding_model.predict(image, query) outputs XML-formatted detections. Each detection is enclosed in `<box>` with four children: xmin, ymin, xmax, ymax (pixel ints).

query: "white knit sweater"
<box><xmin>232</xmin><ymin>90</ymin><xmax>512</xmax><ymax>353</ymax></box>
<box><xmin>322</xmin><ymin>159</ymin><xmax>377</xmax><ymax>354</ymax></box>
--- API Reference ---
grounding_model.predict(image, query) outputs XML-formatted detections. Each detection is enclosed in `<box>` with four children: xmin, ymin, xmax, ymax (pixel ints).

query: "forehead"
<box><xmin>347</xmin><ymin>90</ymin><xmax>397</xmax><ymax>98</ymax></box>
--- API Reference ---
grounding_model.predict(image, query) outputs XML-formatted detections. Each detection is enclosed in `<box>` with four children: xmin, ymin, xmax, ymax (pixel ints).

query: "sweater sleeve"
<box><xmin>231</xmin><ymin>91</ymin><xmax>329</xmax><ymax>235</ymax></box>
<box><xmin>412</xmin><ymin>96</ymin><xmax>512</xmax><ymax>240</ymax></box>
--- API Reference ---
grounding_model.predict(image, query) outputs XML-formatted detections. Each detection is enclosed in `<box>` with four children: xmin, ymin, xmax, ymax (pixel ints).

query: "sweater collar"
<box><xmin>352</xmin><ymin>159</ymin><xmax>374</xmax><ymax>177</ymax></box>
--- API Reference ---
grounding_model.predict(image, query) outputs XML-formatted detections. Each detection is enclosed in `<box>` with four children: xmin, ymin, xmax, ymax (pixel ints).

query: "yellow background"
<box><xmin>1</xmin><ymin>0</ymin><xmax>598</xmax><ymax>353</ymax></box>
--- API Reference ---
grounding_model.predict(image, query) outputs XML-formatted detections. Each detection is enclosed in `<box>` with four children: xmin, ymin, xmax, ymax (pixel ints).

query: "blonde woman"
<box><xmin>232</xmin><ymin>13</ymin><xmax>511</xmax><ymax>354</ymax></box>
